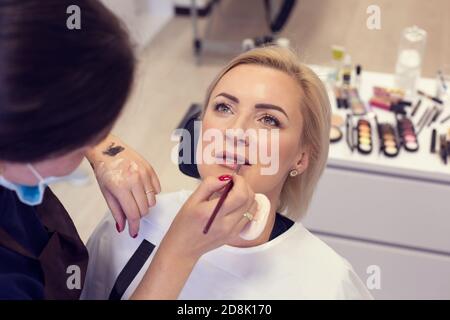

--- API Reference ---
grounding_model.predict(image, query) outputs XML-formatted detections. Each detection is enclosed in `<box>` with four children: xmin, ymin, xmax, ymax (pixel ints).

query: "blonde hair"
<box><xmin>202</xmin><ymin>46</ymin><xmax>331</xmax><ymax>220</ymax></box>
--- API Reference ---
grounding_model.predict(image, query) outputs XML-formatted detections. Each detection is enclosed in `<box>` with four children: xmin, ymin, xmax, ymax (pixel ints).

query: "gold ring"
<box><xmin>243</xmin><ymin>212</ymin><xmax>254</xmax><ymax>221</ymax></box>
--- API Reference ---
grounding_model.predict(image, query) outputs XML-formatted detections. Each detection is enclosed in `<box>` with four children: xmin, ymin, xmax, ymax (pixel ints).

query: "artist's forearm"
<box><xmin>130</xmin><ymin>245</ymin><xmax>198</xmax><ymax>300</ymax></box>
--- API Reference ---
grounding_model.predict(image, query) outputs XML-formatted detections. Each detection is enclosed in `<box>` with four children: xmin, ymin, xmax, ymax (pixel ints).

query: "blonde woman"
<box><xmin>82</xmin><ymin>46</ymin><xmax>373</xmax><ymax>300</ymax></box>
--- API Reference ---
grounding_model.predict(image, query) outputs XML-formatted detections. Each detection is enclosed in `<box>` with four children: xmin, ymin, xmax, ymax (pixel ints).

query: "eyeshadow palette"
<box><xmin>397</xmin><ymin>116</ymin><xmax>419</xmax><ymax>152</ymax></box>
<box><xmin>356</xmin><ymin>119</ymin><xmax>372</xmax><ymax>154</ymax></box>
<box><xmin>378</xmin><ymin>123</ymin><xmax>400</xmax><ymax>157</ymax></box>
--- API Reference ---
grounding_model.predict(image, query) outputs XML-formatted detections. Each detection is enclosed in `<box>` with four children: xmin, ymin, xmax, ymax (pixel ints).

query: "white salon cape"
<box><xmin>81</xmin><ymin>190</ymin><xmax>373</xmax><ymax>300</ymax></box>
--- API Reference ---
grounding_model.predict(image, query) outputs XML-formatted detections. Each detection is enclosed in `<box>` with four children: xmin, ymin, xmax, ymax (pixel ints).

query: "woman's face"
<box><xmin>198</xmin><ymin>64</ymin><xmax>308</xmax><ymax>200</ymax></box>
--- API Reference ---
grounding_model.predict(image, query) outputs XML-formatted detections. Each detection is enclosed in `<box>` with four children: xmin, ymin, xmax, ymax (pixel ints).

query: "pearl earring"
<box><xmin>289</xmin><ymin>169</ymin><xmax>299</xmax><ymax>177</ymax></box>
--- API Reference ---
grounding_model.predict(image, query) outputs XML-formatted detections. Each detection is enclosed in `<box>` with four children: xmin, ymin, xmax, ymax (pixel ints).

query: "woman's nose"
<box><xmin>224</xmin><ymin>118</ymin><xmax>251</xmax><ymax>147</ymax></box>
<box><xmin>224</xmin><ymin>130</ymin><xmax>248</xmax><ymax>147</ymax></box>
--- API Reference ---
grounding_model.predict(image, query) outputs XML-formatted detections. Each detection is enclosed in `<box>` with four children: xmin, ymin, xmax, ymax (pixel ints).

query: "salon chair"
<box><xmin>177</xmin><ymin>103</ymin><xmax>202</xmax><ymax>179</ymax></box>
<box><xmin>190</xmin><ymin>0</ymin><xmax>297</xmax><ymax>63</ymax></box>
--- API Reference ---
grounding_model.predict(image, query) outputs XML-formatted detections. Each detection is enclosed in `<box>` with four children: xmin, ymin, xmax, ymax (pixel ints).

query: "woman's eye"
<box><xmin>260</xmin><ymin>115</ymin><xmax>280</xmax><ymax>127</ymax></box>
<box><xmin>214</xmin><ymin>103</ymin><xmax>232</xmax><ymax>114</ymax></box>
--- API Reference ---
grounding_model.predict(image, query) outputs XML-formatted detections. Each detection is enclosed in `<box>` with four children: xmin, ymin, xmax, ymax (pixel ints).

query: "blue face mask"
<box><xmin>0</xmin><ymin>164</ymin><xmax>72</xmax><ymax>206</ymax></box>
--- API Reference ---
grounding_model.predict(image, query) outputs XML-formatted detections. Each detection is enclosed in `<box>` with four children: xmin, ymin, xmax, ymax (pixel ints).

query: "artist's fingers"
<box><xmin>190</xmin><ymin>176</ymin><xmax>230</xmax><ymax>203</ymax></box>
<box><xmin>101</xmin><ymin>188</ymin><xmax>126</xmax><ymax>232</ymax></box>
<box><xmin>131</xmin><ymin>178</ymin><xmax>150</xmax><ymax>218</ymax></box>
<box><xmin>230</xmin><ymin>195</ymin><xmax>257</xmax><ymax>230</ymax></box>
<box><xmin>146</xmin><ymin>164</ymin><xmax>161</xmax><ymax>194</ymax></box>
<box><xmin>220</xmin><ymin>175</ymin><xmax>251</xmax><ymax>217</ymax></box>
<box><xmin>115</xmin><ymin>190</ymin><xmax>141</xmax><ymax>237</ymax></box>
<box><xmin>200</xmin><ymin>175</ymin><xmax>252</xmax><ymax>220</ymax></box>
<box><xmin>233</xmin><ymin>210</ymin><xmax>254</xmax><ymax>236</ymax></box>
<box><xmin>139</xmin><ymin>169</ymin><xmax>156</xmax><ymax>208</ymax></box>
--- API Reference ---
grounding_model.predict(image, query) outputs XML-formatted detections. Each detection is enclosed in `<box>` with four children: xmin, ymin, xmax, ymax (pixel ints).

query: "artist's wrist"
<box><xmin>85</xmin><ymin>133</ymin><xmax>117</xmax><ymax>167</ymax></box>
<box><xmin>158</xmin><ymin>237</ymin><xmax>201</xmax><ymax>268</ymax></box>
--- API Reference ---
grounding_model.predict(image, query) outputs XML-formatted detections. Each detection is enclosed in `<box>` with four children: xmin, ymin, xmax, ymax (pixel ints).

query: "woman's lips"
<box><xmin>215</xmin><ymin>152</ymin><xmax>250</xmax><ymax>171</ymax></box>
<box><xmin>214</xmin><ymin>152</ymin><xmax>251</xmax><ymax>168</ymax></box>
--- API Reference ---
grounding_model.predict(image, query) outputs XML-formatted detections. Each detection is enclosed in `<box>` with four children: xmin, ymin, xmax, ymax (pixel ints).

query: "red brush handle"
<box><xmin>203</xmin><ymin>179</ymin><xmax>234</xmax><ymax>234</ymax></box>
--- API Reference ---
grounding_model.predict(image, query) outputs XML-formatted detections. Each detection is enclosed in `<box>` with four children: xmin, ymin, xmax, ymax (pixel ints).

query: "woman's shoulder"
<box><xmin>291</xmin><ymin>223</ymin><xmax>347</xmax><ymax>264</ymax></box>
<box><xmin>278</xmin><ymin>223</ymin><xmax>373</xmax><ymax>299</ymax></box>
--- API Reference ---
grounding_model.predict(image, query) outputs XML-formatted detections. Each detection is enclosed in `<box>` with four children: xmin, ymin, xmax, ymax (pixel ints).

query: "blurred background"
<box><xmin>51</xmin><ymin>0</ymin><xmax>450</xmax><ymax>299</ymax></box>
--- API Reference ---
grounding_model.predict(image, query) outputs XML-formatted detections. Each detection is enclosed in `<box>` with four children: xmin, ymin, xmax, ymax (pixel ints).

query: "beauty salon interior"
<box><xmin>47</xmin><ymin>0</ymin><xmax>449</xmax><ymax>300</ymax></box>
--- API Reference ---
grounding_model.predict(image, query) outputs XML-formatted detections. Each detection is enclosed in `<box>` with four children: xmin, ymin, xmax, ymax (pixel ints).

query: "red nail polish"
<box><xmin>132</xmin><ymin>233</ymin><xmax>138</xmax><ymax>239</ymax></box>
<box><xmin>116</xmin><ymin>222</ymin><xmax>122</xmax><ymax>233</ymax></box>
<box><xmin>219</xmin><ymin>174</ymin><xmax>232</xmax><ymax>181</ymax></box>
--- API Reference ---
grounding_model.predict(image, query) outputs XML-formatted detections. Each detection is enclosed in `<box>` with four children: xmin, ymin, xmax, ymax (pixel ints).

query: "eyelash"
<box><xmin>214</xmin><ymin>103</ymin><xmax>233</xmax><ymax>114</ymax></box>
<box><xmin>213</xmin><ymin>103</ymin><xmax>281</xmax><ymax>128</ymax></box>
<box><xmin>260</xmin><ymin>114</ymin><xmax>281</xmax><ymax>127</ymax></box>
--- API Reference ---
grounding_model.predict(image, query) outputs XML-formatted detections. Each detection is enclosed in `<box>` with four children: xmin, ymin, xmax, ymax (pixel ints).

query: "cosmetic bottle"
<box><xmin>329</xmin><ymin>45</ymin><xmax>345</xmax><ymax>84</ymax></box>
<box><xmin>342</xmin><ymin>54</ymin><xmax>352</xmax><ymax>87</ymax></box>
<box><xmin>355</xmin><ymin>65</ymin><xmax>362</xmax><ymax>90</ymax></box>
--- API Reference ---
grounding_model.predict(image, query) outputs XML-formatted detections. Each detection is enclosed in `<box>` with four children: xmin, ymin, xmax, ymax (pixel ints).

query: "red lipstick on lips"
<box><xmin>215</xmin><ymin>151</ymin><xmax>250</xmax><ymax>170</ymax></box>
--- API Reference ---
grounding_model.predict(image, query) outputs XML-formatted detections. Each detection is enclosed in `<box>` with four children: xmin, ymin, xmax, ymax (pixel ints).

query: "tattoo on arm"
<box><xmin>103</xmin><ymin>142</ymin><xmax>125</xmax><ymax>157</ymax></box>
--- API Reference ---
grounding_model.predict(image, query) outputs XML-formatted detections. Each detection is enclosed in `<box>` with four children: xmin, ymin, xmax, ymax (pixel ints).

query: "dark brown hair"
<box><xmin>0</xmin><ymin>0</ymin><xmax>135</xmax><ymax>162</ymax></box>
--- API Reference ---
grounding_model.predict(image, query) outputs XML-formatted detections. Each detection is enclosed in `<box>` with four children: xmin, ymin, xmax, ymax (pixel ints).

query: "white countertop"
<box><xmin>310</xmin><ymin>65</ymin><xmax>450</xmax><ymax>184</ymax></box>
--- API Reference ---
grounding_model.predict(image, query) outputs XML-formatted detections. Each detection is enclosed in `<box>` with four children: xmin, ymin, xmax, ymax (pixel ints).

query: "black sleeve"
<box><xmin>0</xmin><ymin>273</ymin><xmax>45</xmax><ymax>300</ymax></box>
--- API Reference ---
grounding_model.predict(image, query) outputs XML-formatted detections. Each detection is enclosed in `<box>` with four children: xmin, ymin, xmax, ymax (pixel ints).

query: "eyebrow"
<box><xmin>255</xmin><ymin>104</ymin><xmax>289</xmax><ymax>119</ymax></box>
<box><xmin>215</xmin><ymin>92</ymin><xmax>239</xmax><ymax>103</ymax></box>
<box><xmin>215</xmin><ymin>92</ymin><xmax>289</xmax><ymax>119</ymax></box>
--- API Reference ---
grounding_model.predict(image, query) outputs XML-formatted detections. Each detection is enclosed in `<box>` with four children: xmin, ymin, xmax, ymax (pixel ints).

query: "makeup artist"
<box><xmin>0</xmin><ymin>0</ymin><xmax>253</xmax><ymax>300</ymax></box>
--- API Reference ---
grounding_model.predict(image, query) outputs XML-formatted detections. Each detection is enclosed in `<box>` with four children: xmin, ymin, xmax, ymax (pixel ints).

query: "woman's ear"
<box><xmin>290</xmin><ymin>151</ymin><xmax>309</xmax><ymax>177</ymax></box>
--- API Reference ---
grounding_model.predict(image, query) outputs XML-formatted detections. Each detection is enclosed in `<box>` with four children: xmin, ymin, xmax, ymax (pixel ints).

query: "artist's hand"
<box><xmin>131</xmin><ymin>174</ymin><xmax>257</xmax><ymax>299</ymax></box>
<box><xmin>161</xmin><ymin>174</ymin><xmax>257</xmax><ymax>260</ymax></box>
<box><xmin>86</xmin><ymin>134</ymin><xmax>161</xmax><ymax>238</ymax></box>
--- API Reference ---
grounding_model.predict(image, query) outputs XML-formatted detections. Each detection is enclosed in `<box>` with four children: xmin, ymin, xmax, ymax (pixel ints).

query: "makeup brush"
<box><xmin>430</xmin><ymin>107</ymin><xmax>443</xmax><ymax>125</ymax></box>
<box><xmin>345</xmin><ymin>114</ymin><xmax>354</xmax><ymax>152</ymax></box>
<box><xmin>417</xmin><ymin>90</ymin><xmax>443</xmax><ymax>105</ymax></box>
<box><xmin>416</xmin><ymin>107</ymin><xmax>430</xmax><ymax>128</ymax></box>
<box><xmin>203</xmin><ymin>164</ymin><xmax>242</xmax><ymax>234</ymax></box>
<box><xmin>373</xmin><ymin>115</ymin><xmax>382</xmax><ymax>154</ymax></box>
<box><xmin>440</xmin><ymin>114</ymin><xmax>450</xmax><ymax>124</ymax></box>
<box><xmin>431</xmin><ymin>128</ymin><xmax>437</xmax><ymax>153</ymax></box>
<box><xmin>440</xmin><ymin>134</ymin><xmax>448</xmax><ymax>165</ymax></box>
<box><xmin>411</xmin><ymin>99</ymin><xmax>422</xmax><ymax>117</ymax></box>
<box><xmin>417</xmin><ymin>107</ymin><xmax>435</xmax><ymax>136</ymax></box>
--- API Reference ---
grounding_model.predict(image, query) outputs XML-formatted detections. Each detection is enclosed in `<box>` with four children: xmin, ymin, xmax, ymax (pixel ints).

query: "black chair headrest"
<box><xmin>178</xmin><ymin>105</ymin><xmax>202</xmax><ymax>179</ymax></box>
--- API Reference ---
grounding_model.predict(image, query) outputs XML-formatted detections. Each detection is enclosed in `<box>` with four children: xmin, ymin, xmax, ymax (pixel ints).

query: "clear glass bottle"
<box><xmin>436</xmin><ymin>65</ymin><xmax>450</xmax><ymax>107</ymax></box>
<box><xmin>394</xmin><ymin>26</ymin><xmax>427</xmax><ymax>96</ymax></box>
